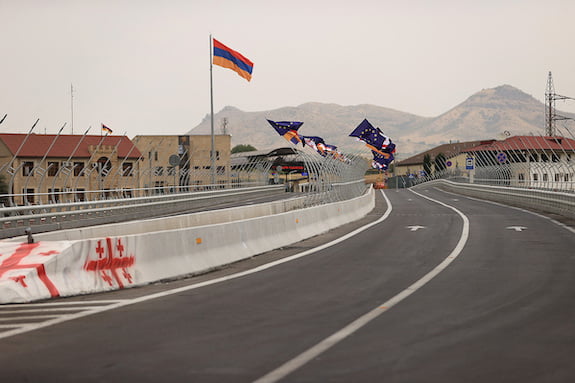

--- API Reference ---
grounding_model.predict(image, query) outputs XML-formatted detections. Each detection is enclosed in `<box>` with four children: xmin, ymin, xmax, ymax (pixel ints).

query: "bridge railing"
<box><xmin>0</xmin><ymin>148</ymin><xmax>371</xmax><ymax>239</ymax></box>
<box><xmin>414</xmin><ymin>178</ymin><xmax>575</xmax><ymax>220</ymax></box>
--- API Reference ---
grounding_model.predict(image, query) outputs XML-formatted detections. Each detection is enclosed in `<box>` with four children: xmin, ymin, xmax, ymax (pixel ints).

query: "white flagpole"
<box><xmin>209</xmin><ymin>34</ymin><xmax>216</xmax><ymax>187</ymax></box>
<box><xmin>70</xmin><ymin>84</ymin><xmax>74</xmax><ymax>134</ymax></box>
<box><xmin>1</xmin><ymin>118</ymin><xmax>39</xmax><ymax>174</ymax></box>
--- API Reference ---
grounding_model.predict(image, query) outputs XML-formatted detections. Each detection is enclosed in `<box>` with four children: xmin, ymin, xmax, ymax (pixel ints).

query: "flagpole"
<box><xmin>70</xmin><ymin>83</ymin><xmax>74</xmax><ymax>135</ymax></box>
<box><xmin>209</xmin><ymin>34</ymin><xmax>216</xmax><ymax>187</ymax></box>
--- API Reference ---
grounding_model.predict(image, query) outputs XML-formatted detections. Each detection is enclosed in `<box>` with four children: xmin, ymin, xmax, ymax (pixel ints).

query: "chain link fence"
<box><xmin>405</xmin><ymin>129</ymin><xmax>575</xmax><ymax>220</ymax></box>
<box><xmin>0</xmin><ymin>146</ymin><xmax>371</xmax><ymax>237</ymax></box>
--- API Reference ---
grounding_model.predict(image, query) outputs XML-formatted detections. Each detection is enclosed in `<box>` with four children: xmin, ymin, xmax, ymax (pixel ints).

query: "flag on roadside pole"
<box><xmin>267</xmin><ymin>119</ymin><xmax>303</xmax><ymax>145</ymax></box>
<box><xmin>349</xmin><ymin>118</ymin><xmax>397</xmax><ymax>169</ymax></box>
<box><xmin>101</xmin><ymin>124</ymin><xmax>113</xmax><ymax>134</ymax></box>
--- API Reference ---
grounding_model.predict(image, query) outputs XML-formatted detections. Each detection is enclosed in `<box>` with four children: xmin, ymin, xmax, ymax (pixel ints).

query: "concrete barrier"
<box><xmin>0</xmin><ymin>188</ymin><xmax>375</xmax><ymax>303</ymax></box>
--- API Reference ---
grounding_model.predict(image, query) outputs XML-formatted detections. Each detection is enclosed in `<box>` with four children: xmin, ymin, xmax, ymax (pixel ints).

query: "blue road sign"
<box><xmin>497</xmin><ymin>152</ymin><xmax>508</xmax><ymax>163</ymax></box>
<box><xmin>465</xmin><ymin>157</ymin><xmax>474</xmax><ymax>170</ymax></box>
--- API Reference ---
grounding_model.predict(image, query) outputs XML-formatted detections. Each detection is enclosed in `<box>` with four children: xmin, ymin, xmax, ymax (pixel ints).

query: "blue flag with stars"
<box><xmin>267</xmin><ymin>119</ymin><xmax>303</xmax><ymax>145</ymax></box>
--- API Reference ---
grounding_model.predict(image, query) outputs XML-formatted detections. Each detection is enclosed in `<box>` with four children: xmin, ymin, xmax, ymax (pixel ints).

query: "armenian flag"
<box><xmin>213</xmin><ymin>38</ymin><xmax>254</xmax><ymax>82</ymax></box>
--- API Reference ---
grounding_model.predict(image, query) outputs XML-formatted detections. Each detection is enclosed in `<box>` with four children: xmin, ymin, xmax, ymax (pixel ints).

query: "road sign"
<box><xmin>446</xmin><ymin>160</ymin><xmax>453</xmax><ymax>167</ymax></box>
<box><xmin>497</xmin><ymin>152</ymin><xmax>508</xmax><ymax>163</ymax></box>
<box><xmin>465</xmin><ymin>157</ymin><xmax>474</xmax><ymax>170</ymax></box>
<box><xmin>169</xmin><ymin>154</ymin><xmax>180</xmax><ymax>166</ymax></box>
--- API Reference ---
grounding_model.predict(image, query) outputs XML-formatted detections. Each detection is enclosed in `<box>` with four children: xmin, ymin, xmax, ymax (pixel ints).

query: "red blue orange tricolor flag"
<box><xmin>101</xmin><ymin>124</ymin><xmax>112</xmax><ymax>134</ymax></box>
<box><xmin>212</xmin><ymin>38</ymin><xmax>254</xmax><ymax>82</ymax></box>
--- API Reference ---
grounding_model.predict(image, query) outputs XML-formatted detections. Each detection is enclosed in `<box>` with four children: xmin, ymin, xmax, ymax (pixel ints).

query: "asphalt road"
<box><xmin>1</xmin><ymin>186</ymin><xmax>574</xmax><ymax>382</ymax></box>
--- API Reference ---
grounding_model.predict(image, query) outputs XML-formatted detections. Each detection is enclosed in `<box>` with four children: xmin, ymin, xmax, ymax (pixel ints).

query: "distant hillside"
<box><xmin>188</xmin><ymin>85</ymin><xmax>575</xmax><ymax>158</ymax></box>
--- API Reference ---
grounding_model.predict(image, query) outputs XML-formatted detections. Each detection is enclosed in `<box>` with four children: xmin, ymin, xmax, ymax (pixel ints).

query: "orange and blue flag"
<box><xmin>372</xmin><ymin>150</ymin><xmax>394</xmax><ymax>170</ymax></box>
<box><xmin>213</xmin><ymin>38</ymin><xmax>254</xmax><ymax>82</ymax></box>
<box><xmin>101</xmin><ymin>124</ymin><xmax>113</xmax><ymax>134</ymax></box>
<box><xmin>349</xmin><ymin>119</ymin><xmax>395</xmax><ymax>157</ymax></box>
<box><xmin>267</xmin><ymin>120</ymin><xmax>303</xmax><ymax>145</ymax></box>
<box><xmin>302</xmin><ymin>135</ymin><xmax>328</xmax><ymax>156</ymax></box>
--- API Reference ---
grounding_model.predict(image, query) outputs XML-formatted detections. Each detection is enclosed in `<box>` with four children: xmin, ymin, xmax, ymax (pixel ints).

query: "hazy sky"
<box><xmin>1</xmin><ymin>0</ymin><xmax>574</xmax><ymax>139</ymax></box>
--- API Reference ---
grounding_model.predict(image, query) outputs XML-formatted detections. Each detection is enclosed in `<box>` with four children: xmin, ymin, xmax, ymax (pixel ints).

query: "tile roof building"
<box><xmin>0</xmin><ymin>133</ymin><xmax>142</xmax><ymax>205</ymax></box>
<box><xmin>464</xmin><ymin>135</ymin><xmax>575</xmax><ymax>189</ymax></box>
<box><xmin>395</xmin><ymin>140</ymin><xmax>487</xmax><ymax>177</ymax></box>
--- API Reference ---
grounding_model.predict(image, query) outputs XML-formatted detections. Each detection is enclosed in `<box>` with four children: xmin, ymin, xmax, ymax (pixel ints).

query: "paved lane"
<box><xmin>285</xmin><ymin>186</ymin><xmax>575</xmax><ymax>383</ymax></box>
<box><xmin>0</xmin><ymin>188</ymin><xmax>574</xmax><ymax>383</ymax></box>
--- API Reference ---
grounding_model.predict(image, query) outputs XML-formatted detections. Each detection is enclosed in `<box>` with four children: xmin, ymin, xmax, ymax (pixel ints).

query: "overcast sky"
<box><xmin>1</xmin><ymin>0</ymin><xmax>574</xmax><ymax>139</ymax></box>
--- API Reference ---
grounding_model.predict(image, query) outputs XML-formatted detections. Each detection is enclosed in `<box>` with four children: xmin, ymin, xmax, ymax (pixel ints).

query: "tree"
<box><xmin>434</xmin><ymin>153</ymin><xmax>447</xmax><ymax>173</ymax></box>
<box><xmin>423</xmin><ymin>154</ymin><xmax>432</xmax><ymax>176</ymax></box>
<box><xmin>0</xmin><ymin>174</ymin><xmax>8</xmax><ymax>205</ymax></box>
<box><xmin>231</xmin><ymin>144</ymin><xmax>257</xmax><ymax>154</ymax></box>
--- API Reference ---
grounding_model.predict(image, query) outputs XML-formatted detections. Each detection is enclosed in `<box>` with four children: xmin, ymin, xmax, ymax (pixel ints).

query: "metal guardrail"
<box><xmin>0</xmin><ymin>185</ymin><xmax>286</xmax><ymax>239</ymax></box>
<box><xmin>0</xmin><ymin>145</ymin><xmax>372</xmax><ymax>239</ymax></box>
<box><xmin>418</xmin><ymin>179</ymin><xmax>575</xmax><ymax>220</ymax></box>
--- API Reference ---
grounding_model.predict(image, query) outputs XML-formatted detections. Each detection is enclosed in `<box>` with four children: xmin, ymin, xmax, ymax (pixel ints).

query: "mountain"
<box><xmin>188</xmin><ymin>85</ymin><xmax>575</xmax><ymax>158</ymax></box>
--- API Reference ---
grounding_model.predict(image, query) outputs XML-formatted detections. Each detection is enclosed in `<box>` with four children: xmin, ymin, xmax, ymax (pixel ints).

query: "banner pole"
<box><xmin>209</xmin><ymin>34</ymin><xmax>216</xmax><ymax>187</ymax></box>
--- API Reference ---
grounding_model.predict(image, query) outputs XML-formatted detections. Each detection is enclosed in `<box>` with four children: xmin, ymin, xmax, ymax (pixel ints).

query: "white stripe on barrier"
<box><xmin>0</xmin><ymin>188</ymin><xmax>375</xmax><ymax>304</ymax></box>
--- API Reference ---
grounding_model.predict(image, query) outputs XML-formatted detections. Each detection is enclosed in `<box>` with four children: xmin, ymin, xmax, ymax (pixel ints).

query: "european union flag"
<box><xmin>301</xmin><ymin>135</ymin><xmax>325</xmax><ymax>146</ymax></box>
<box><xmin>301</xmin><ymin>135</ymin><xmax>328</xmax><ymax>155</ymax></box>
<box><xmin>372</xmin><ymin>150</ymin><xmax>394</xmax><ymax>170</ymax></box>
<box><xmin>349</xmin><ymin>119</ymin><xmax>395</xmax><ymax>156</ymax></box>
<box><xmin>267</xmin><ymin>119</ymin><xmax>303</xmax><ymax>145</ymax></box>
<box><xmin>349</xmin><ymin>119</ymin><xmax>390</xmax><ymax>148</ymax></box>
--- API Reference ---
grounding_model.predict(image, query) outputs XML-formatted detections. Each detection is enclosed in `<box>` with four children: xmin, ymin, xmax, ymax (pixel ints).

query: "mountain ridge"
<box><xmin>188</xmin><ymin>85</ymin><xmax>575</xmax><ymax>158</ymax></box>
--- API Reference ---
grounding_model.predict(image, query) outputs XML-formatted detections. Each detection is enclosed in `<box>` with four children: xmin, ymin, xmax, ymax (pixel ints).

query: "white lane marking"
<box><xmin>0</xmin><ymin>191</ymin><xmax>394</xmax><ymax>341</ymax></box>
<box><xmin>431</xmin><ymin>186</ymin><xmax>575</xmax><ymax>235</ymax></box>
<box><xmin>2</xmin><ymin>300</ymin><xmax>125</xmax><ymax>307</ymax></box>
<box><xmin>0</xmin><ymin>315</ymin><xmax>61</xmax><ymax>321</ymax></box>
<box><xmin>0</xmin><ymin>307</ymin><xmax>117</xmax><ymax>314</ymax></box>
<box><xmin>406</xmin><ymin>225</ymin><xmax>426</xmax><ymax>231</ymax></box>
<box><xmin>253</xmin><ymin>189</ymin><xmax>469</xmax><ymax>383</ymax></box>
<box><xmin>506</xmin><ymin>226</ymin><xmax>527</xmax><ymax>232</ymax></box>
<box><xmin>0</xmin><ymin>303</ymin><xmax>129</xmax><ymax>336</ymax></box>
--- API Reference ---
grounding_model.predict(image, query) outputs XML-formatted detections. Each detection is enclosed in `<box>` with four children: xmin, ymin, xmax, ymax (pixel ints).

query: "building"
<box><xmin>132</xmin><ymin>134</ymin><xmax>231</xmax><ymax>191</ymax></box>
<box><xmin>465</xmin><ymin>135</ymin><xmax>575</xmax><ymax>190</ymax></box>
<box><xmin>231</xmin><ymin>147</ymin><xmax>310</xmax><ymax>188</ymax></box>
<box><xmin>395</xmin><ymin>140</ymin><xmax>487</xmax><ymax>178</ymax></box>
<box><xmin>0</xmin><ymin>133</ymin><xmax>142</xmax><ymax>205</ymax></box>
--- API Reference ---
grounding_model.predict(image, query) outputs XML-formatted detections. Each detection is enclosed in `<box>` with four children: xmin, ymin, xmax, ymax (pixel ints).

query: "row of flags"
<box><xmin>266</xmin><ymin>119</ymin><xmax>343</xmax><ymax>160</ymax></box>
<box><xmin>267</xmin><ymin>118</ymin><xmax>396</xmax><ymax>170</ymax></box>
<box><xmin>267</xmin><ymin>119</ymin><xmax>395</xmax><ymax>170</ymax></box>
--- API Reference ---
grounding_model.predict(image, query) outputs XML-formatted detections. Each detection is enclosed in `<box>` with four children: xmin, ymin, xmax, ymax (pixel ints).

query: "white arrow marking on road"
<box><xmin>407</xmin><ymin>225</ymin><xmax>426</xmax><ymax>231</ymax></box>
<box><xmin>506</xmin><ymin>226</ymin><xmax>527</xmax><ymax>232</ymax></box>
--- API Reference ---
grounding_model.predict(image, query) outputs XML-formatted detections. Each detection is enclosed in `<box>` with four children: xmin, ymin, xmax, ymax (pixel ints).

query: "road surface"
<box><xmin>1</xmin><ymin>186</ymin><xmax>574</xmax><ymax>382</ymax></box>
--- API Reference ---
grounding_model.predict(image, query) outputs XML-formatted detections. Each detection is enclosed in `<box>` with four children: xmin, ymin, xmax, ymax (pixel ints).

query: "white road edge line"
<box><xmin>252</xmin><ymin>189</ymin><xmax>470</xmax><ymax>383</ymax></box>
<box><xmin>432</xmin><ymin>186</ymin><xmax>575</xmax><ymax>235</ymax></box>
<box><xmin>0</xmin><ymin>189</ymin><xmax>393</xmax><ymax>341</ymax></box>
